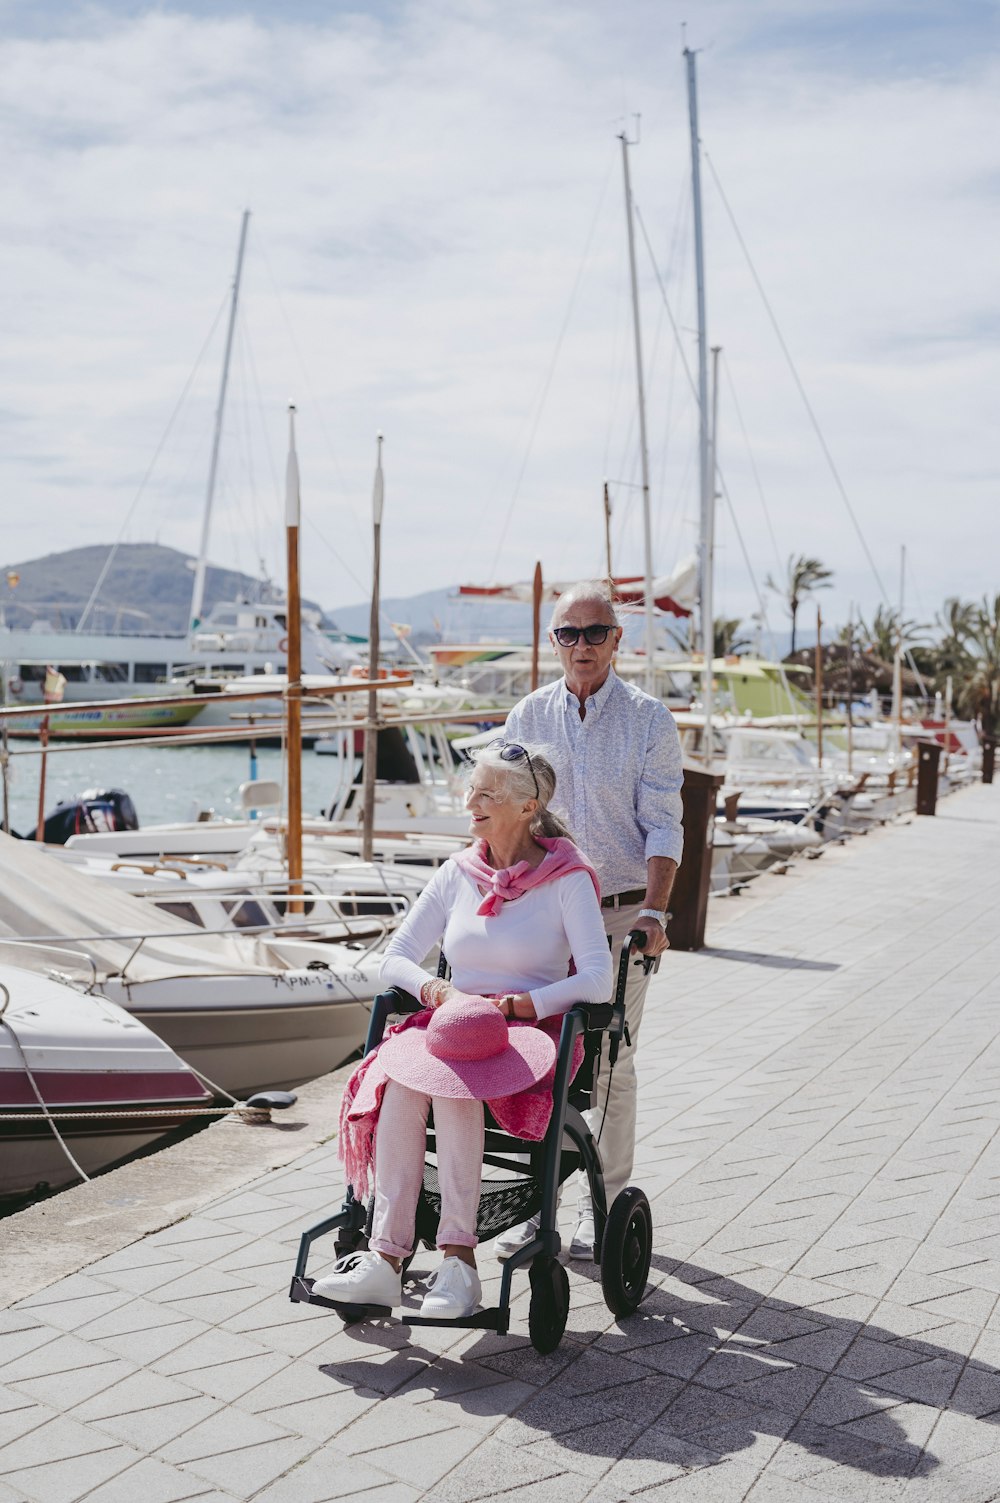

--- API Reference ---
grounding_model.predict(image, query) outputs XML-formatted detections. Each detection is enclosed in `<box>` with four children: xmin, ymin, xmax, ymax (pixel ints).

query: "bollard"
<box><xmin>915</xmin><ymin>740</ymin><xmax>943</xmax><ymax>816</ymax></box>
<box><xmin>983</xmin><ymin>737</ymin><xmax>996</xmax><ymax>785</ymax></box>
<box><xmin>669</xmin><ymin>766</ymin><xmax>725</xmax><ymax>952</ymax></box>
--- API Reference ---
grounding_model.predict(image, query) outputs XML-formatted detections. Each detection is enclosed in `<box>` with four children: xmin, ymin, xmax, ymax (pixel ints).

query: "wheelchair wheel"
<box><xmin>601</xmin><ymin>1187</ymin><xmax>652</xmax><ymax>1316</ymax></box>
<box><xmin>528</xmin><ymin>1255</ymin><xmax>570</xmax><ymax>1354</ymax></box>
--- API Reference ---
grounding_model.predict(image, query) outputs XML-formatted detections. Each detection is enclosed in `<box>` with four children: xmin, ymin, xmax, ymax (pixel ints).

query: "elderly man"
<box><xmin>495</xmin><ymin>580</ymin><xmax>684</xmax><ymax>1259</ymax></box>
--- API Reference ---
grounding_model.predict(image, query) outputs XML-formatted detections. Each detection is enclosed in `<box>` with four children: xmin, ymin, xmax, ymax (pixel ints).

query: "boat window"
<box><xmin>221</xmin><ymin>898</ymin><xmax>269</xmax><ymax>929</ymax></box>
<box><xmin>212</xmin><ymin>662</ymin><xmax>244</xmax><ymax>674</ymax></box>
<box><xmin>19</xmin><ymin>664</ymin><xmax>45</xmax><ymax>681</ymax></box>
<box><xmin>154</xmin><ymin>900</ymin><xmax>205</xmax><ymax>927</ymax></box>
<box><xmin>59</xmin><ymin>663</ymin><xmax>89</xmax><ymax>682</ymax></box>
<box><xmin>135</xmin><ymin>663</ymin><xmax>168</xmax><ymax>683</ymax></box>
<box><xmin>94</xmin><ymin>663</ymin><xmax>130</xmax><ymax>682</ymax></box>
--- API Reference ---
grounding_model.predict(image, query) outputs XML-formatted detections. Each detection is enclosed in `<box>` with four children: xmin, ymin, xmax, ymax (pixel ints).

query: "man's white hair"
<box><xmin>550</xmin><ymin>580</ymin><xmax>620</xmax><ymax>630</ymax></box>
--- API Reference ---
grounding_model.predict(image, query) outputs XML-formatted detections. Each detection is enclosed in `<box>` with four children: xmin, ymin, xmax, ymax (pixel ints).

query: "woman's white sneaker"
<box><xmin>312</xmin><ymin>1251</ymin><xmax>402</xmax><ymax>1306</ymax></box>
<box><xmin>419</xmin><ymin>1257</ymin><xmax>482</xmax><ymax>1319</ymax></box>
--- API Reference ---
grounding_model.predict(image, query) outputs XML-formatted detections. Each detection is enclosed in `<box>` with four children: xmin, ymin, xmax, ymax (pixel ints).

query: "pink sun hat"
<box><xmin>377</xmin><ymin>994</ymin><xmax>556</xmax><ymax>1101</ymax></box>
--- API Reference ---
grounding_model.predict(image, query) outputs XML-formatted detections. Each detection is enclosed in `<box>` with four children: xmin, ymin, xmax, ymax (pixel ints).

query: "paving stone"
<box><xmin>72</xmin><ymin>1367</ymin><xmax>207</xmax><ymax>1421</ymax></box>
<box><xmin>249</xmin><ymin>1384</ymin><xmax>379</xmax><ymax>1443</ymax></box>
<box><xmin>247</xmin><ymin>1447</ymin><xmax>404</xmax><ymax>1502</ymax></box>
<box><xmin>157</xmin><ymin>1407</ymin><xmax>297</xmax><ymax>1464</ymax></box>
<box><xmin>172</xmin><ymin>1435</ymin><xmax>316</xmax><ymax>1500</ymax></box>
<box><xmin>429</xmin><ymin>1437</ymin><xmax>567</xmax><ymax>1501</ymax></box>
<box><xmin>0</xmin><ymin>1412</ymin><xmax>124</xmax><ymax>1470</ymax></box>
<box><xmin>70</xmin><ymin>1453</ymin><xmax>224</xmax><ymax>1503</ymax></box>
<box><xmin>1</xmin><ymin>1446</ymin><xmax>141</xmax><ymax>1503</ymax></box>
<box><xmin>367</xmin><ymin>1423</ymin><xmax>486</xmax><ymax>1489</ymax></box>
<box><xmin>89</xmin><ymin>1393</ymin><xmax>223</xmax><ymax>1450</ymax></box>
<box><xmin>8</xmin><ymin>1357</ymin><xmax>134</xmax><ymax>1411</ymax></box>
<box><xmin>0</xmin><ymin>1397</ymin><xmax>52</xmax><ymax>1446</ymax></box>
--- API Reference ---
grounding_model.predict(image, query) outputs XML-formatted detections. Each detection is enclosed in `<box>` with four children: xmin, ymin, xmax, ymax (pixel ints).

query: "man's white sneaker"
<box><xmin>493</xmin><ymin>1214</ymin><xmax>541</xmax><ymax>1261</ymax></box>
<box><xmin>569</xmin><ymin>1215</ymin><xmax>597</xmax><ymax>1259</ymax></box>
<box><xmin>311</xmin><ymin>1251</ymin><xmax>402</xmax><ymax>1306</ymax></box>
<box><xmin>419</xmin><ymin>1257</ymin><xmax>482</xmax><ymax>1319</ymax></box>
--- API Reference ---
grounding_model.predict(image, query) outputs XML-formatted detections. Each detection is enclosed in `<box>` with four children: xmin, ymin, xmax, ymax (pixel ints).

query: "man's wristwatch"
<box><xmin>637</xmin><ymin>908</ymin><xmax>667</xmax><ymax>928</ymax></box>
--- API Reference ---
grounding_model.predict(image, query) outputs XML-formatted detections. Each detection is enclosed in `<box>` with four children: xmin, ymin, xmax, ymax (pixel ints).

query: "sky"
<box><xmin>1</xmin><ymin>0</ymin><xmax>998</xmax><ymax>641</ymax></box>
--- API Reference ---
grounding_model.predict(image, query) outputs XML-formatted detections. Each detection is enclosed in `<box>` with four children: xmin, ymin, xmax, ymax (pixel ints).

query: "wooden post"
<box><xmin>284</xmin><ymin>407</ymin><xmax>304</xmax><ymax>913</ymax></box>
<box><xmin>668</xmin><ymin>766</ymin><xmax>724</xmax><ymax>951</ymax></box>
<box><xmin>815</xmin><ymin>605</ymin><xmax>823</xmax><ymax>769</ymax></box>
<box><xmin>846</xmin><ymin>609</ymin><xmax>854</xmax><ymax>777</ymax></box>
<box><xmin>916</xmin><ymin>740</ymin><xmax>943</xmax><ymax>815</ymax></box>
<box><xmin>35</xmin><ymin>716</ymin><xmax>49</xmax><ymax>839</ymax></box>
<box><xmin>983</xmin><ymin>736</ymin><xmax>996</xmax><ymax>785</ymax></box>
<box><xmin>530</xmin><ymin>561</ymin><xmax>543</xmax><ymax>692</ymax></box>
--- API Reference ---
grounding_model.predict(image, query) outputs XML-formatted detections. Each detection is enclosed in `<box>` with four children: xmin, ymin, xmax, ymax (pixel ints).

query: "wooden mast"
<box><xmin>284</xmin><ymin>406</ymin><xmax>303</xmax><ymax>912</ymax></box>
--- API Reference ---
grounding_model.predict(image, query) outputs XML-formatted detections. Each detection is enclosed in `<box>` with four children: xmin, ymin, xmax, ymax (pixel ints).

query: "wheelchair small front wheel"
<box><xmin>601</xmin><ymin>1187</ymin><xmax>652</xmax><ymax>1316</ymax></box>
<box><xmin>528</xmin><ymin>1255</ymin><xmax>570</xmax><ymax>1354</ymax></box>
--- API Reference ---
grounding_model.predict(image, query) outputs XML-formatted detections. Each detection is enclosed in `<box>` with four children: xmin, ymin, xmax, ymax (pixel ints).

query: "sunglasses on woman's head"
<box><xmin>487</xmin><ymin>739</ymin><xmax>540</xmax><ymax>799</ymax></box>
<box><xmin>551</xmin><ymin>623</ymin><xmax>615</xmax><ymax>647</ymax></box>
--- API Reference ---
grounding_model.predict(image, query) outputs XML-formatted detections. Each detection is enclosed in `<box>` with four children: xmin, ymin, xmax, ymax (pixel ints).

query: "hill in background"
<box><xmin>0</xmin><ymin>543</ymin><xmax>330</xmax><ymax>634</ymax></box>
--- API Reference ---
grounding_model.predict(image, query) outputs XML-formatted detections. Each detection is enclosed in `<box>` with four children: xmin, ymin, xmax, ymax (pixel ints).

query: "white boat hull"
<box><xmin>99</xmin><ymin>961</ymin><xmax>382</xmax><ymax>1096</ymax></box>
<box><xmin>1</xmin><ymin>966</ymin><xmax>212</xmax><ymax>1198</ymax></box>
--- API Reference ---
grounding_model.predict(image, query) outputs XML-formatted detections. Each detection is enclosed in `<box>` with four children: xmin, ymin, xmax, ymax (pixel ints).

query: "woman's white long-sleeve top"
<box><xmin>379</xmin><ymin>862</ymin><xmax>613</xmax><ymax>1020</ymax></box>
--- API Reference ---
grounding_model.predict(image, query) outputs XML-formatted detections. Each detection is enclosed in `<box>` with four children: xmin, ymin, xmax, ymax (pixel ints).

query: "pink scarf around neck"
<box><xmin>450</xmin><ymin>834</ymin><xmax>601</xmax><ymax>917</ymax></box>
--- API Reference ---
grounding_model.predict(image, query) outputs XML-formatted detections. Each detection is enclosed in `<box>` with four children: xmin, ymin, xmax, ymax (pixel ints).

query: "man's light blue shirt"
<box><xmin>504</xmin><ymin>669</ymin><xmax>684</xmax><ymax>895</ymax></box>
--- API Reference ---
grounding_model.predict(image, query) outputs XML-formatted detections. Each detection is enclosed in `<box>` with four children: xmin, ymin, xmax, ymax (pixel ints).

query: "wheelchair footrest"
<box><xmin>289</xmin><ymin>1277</ymin><xmax>506</xmax><ymax>1331</ymax></box>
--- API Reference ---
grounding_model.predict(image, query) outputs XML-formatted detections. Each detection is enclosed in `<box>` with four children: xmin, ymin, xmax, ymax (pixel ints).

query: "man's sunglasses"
<box><xmin>552</xmin><ymin>623</ymin><xmax>615</xmax><ymax>647</ymax></box>
<box><xmin>487</xmin><ymin>739</ymin><xmax>540</xmax><ymax>799</ymax></box>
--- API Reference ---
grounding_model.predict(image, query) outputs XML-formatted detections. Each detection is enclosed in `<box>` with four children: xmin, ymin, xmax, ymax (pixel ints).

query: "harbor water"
<box><xmin>2</xmin><ymin>740</ymin><xmax>348</xmax><ymax>836</ymax></box>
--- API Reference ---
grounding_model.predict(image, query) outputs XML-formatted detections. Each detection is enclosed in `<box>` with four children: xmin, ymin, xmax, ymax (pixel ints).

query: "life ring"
<box><xmin>277</xmin><ymin>636</ymin><xmax>288</xmax><ymax>654</ymax></box>
<box><xmin>7</xmin><ymin>676</ymin><xmax>23</xmax><ymax>697</ymax></box>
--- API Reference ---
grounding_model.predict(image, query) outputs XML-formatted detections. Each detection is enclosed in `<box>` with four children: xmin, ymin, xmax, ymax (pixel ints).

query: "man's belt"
<box><xmin>600</xmin><ymin>887</ymin><xmax>646</xmax><ymax>909</ymax></box>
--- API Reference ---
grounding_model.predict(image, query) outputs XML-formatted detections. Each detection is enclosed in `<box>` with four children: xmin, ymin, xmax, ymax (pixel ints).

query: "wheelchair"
<box><xmin>289</xmin><ymin>932</ymin><xmax>657</xmax><ymax>1353</ymax></box>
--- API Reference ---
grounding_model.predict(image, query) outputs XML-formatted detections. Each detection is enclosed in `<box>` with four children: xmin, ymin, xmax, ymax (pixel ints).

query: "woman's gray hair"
<box><xmin>549</xmin><ymin>580</ymin><xmax>620</xmax><ymax>629</ymax></box>
<box><xmin>467</xmin><ymin>741</ymin><xmax>573</xmax><ymax>841</ymax></box>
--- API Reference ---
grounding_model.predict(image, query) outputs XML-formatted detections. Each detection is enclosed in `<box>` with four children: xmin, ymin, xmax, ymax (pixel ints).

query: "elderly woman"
<box><xmin>313</xmin><ymin>740</ymin><xmax>612</xmax><ymax>1319</ymax></box>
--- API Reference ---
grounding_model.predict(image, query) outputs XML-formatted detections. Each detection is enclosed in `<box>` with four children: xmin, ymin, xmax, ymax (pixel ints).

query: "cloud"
<box><xmin>0</xmin><ymin>0</ymin><xmax>997</xmax><ymax>635</ymax></box>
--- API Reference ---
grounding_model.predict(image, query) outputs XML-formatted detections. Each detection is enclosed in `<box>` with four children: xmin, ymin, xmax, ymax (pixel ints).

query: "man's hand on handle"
<box><xmin>633</xmin><ymin>915</ymin><xmax>669</xmax><ymax>958</ymax></box>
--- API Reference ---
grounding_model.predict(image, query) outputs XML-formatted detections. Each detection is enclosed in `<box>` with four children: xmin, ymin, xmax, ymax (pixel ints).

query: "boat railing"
<box><xmin>0</xmin><ymin>939</ymin><xmax>99</xmax><ymax>989</ymax></box>
<box><xmin>0</xmin><ymin>909</ymin><xmax>394</xmax><ymax>972</ymax></box>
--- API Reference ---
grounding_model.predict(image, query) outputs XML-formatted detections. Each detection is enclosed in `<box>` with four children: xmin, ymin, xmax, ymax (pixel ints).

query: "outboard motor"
<box><xmin>21</xmin><ymin>788</ymin><xmax>139</xmax><ymax>844</ymax></box>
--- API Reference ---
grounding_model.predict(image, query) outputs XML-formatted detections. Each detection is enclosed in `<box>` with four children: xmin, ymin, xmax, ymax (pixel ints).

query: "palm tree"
<box><xmin>713</xmin><ymin>616</ymin><xmax>752</xmax><ymax>658</ymax></box>
<box><xmin>764</xmin><ymin>555</ymin><xmax>833</xmax><ymax>656</ymax></box>
<box><xmin>856</xmin><ymin>605</ymin><xmax>928</xmax><ymax>664</ymax></box>
<box><xmin>958</xmin><ymin>594</ymin><xmax>1000</xmax><ymax>737</ymax></box>
<box><xmin>929</xmin><ymin>596</ymin><xmax>977</xmax><ymax>678</ymax></box>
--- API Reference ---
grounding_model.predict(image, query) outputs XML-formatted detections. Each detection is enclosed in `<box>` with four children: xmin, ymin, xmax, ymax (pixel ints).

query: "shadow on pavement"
<box><xmin>316</xmin><ymin>1253</ymin><xmax>1000</xmax><ymax>1490</ymax></box>
<box><xmin>706</xmin><ymin>947</ymin><xmax>840</xmax><ymax>972</ymax></box>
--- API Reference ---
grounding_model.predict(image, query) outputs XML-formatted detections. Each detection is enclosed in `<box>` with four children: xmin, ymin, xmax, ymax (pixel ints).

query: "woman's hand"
<box><xmin>496</xmin><ymin>992</ymin><xmax>536</xmax><ymax>1020</ymax></box>
<box><xmin>420</xmin><ymin>978</ymin><xmax>457</xmax><ymax>1009</ymax></box>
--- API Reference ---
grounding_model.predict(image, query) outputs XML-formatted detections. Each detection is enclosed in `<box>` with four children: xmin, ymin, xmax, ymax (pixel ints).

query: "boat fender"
<box><xmin>277</xmin><ymin>636</ymin><xmax>288</xmax><ymax>653</ymax></box>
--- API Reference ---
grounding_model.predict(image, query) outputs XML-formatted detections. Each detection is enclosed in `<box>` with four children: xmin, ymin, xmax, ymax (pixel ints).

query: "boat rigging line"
<box><xmin>701</xmin><ymin>147</ymin><xmax>892</xmax><ymax>607</ymax></box>
<box><xmin>721</xmin><ymin>350</ymin><xmax>785</xmax><ymax>582</ymax></box>
<box><xmin>481</xmin><ymin>148</ymin><xmax>616</xmax><ymax>585</ymax></box>
<box><xmin>74</xmin><ymin>288</ymin><xmax>231</xmax><ymax>634</ymax></box>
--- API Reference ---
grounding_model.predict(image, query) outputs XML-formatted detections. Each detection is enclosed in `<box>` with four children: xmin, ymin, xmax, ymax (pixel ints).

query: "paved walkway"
<box><xmin>3</xmin><ymin>782</ymin><xmax>1000</xmax><ymax>1503</ymax></box>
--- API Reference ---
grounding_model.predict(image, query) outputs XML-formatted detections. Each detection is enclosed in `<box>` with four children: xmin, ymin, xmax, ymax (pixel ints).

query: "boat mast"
<box><xmin>619</xmin><ymin>126</ymin><xmax>656</xmax><ymax>693</ymax></box>
<box><xmin>189</xmin><ymin>209</ymin><xmax>251</xmax><ymax>634</ymax></box>
<box><xmin>684</xmin><ymin>47</ymin><xmax>714</xmax><ymax>755</ymax></box>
